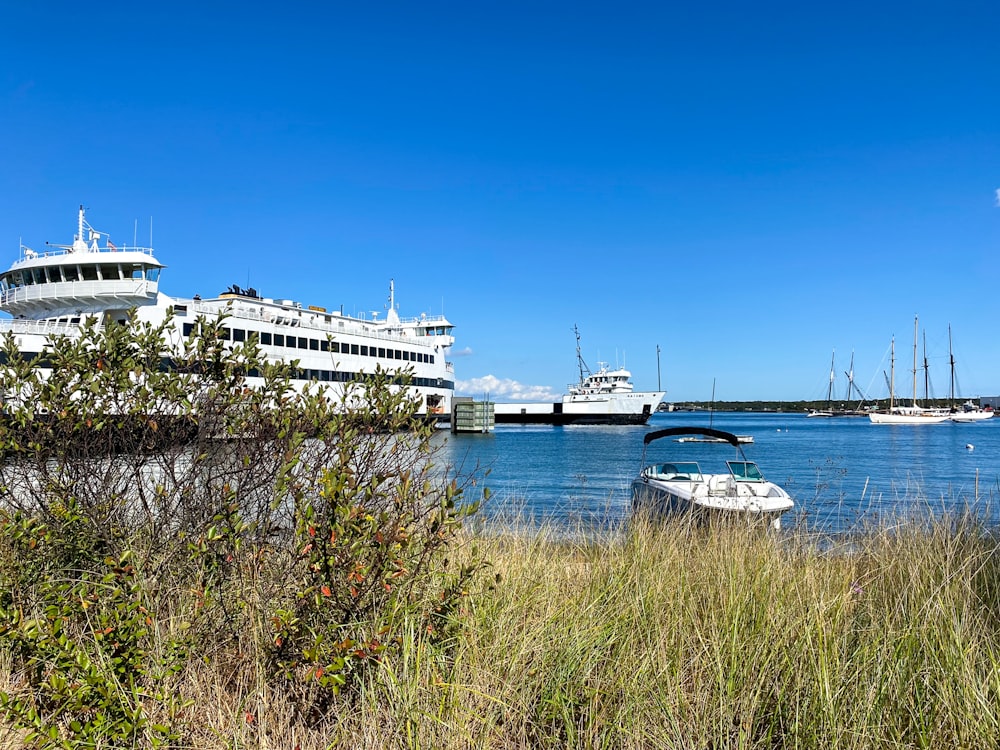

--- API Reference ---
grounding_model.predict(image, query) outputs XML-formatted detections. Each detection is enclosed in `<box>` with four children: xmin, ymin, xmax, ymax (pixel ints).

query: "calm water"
<box><xmin>434</xmin><ymin>411</ymin><xmax>1000</xmax><ymax>533</ymax></box>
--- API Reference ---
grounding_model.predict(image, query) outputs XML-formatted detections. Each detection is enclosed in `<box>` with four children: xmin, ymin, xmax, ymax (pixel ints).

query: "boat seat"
<box><xmin>707</xmin><ymin>475</ymin><xmax>734</xmax><ymax>496</ymax></box>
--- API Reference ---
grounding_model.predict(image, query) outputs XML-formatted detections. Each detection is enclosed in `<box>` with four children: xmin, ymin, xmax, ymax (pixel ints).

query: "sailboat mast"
<box><xmin>911</xmin><ymin>315</ymin><xmax>918</xmax><ymax>407</ymax></box>
<box><xmin>923</xmin><ymin>329</ymin><xmax>930</xmax><ymax>404</ymax></box>
<box><xmin>889</xmin><ymin>336</ymin><xmax>895</xmax><ymax>411</ymax></box>
<box><xmin>949</xmin><ymin>325</ymin><xmax>955</xmax><ymax>407</ymax></box>
<box><xmin>827</xmin><ymin>349</ymin><xmax>835</xmax><ymax>409</ymax></box>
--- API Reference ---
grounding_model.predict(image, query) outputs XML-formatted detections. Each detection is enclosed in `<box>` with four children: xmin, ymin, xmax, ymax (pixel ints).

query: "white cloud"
<box><xmin>995</xmin><ymin>188</ymin><xmax>1000</xmax><ymax>207</ymax></box>
<box><xmin>455</xmin><ymin>374</ymin><xmax>561</xmax><ymax>401</ymax></box>
<box><xmin>449</xmin><ymin>346</ymin><xmax>474</xmax><ymax>357</ymax></box>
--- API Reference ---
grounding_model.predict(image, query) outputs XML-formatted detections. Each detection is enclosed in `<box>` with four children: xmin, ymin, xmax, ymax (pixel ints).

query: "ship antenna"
<box><xmin>574</xmin><ymin>324</ymin><xmax>591</xmax><ymax>383</ymax></box>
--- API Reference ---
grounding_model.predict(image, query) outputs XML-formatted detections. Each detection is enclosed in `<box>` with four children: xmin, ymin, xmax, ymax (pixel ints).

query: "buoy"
<box><xmin>966</xmin><ymin>444</ymin><xmax>974</xmax><ymax>451</ymax></box>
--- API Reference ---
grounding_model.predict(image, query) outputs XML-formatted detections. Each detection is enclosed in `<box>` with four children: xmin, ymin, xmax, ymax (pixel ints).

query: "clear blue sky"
<box><xmin>2</xmin><ymin>1</ymin><xmax>998</xmax><ymax>402</ymax></box>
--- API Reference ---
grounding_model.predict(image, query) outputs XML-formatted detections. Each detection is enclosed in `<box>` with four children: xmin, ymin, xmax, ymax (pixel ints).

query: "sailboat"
<box><xmin>676</xmin><ymin>379</ymin><xmax>754</xmax><ymax>443</ymax></box>
<box><xmin>869</xmin><ymin>316</ymin><xmax>950</xmax><ymax>424</ymax></box>
<box><xmin>806</xmin><ymin>350</ymin><xmax>867</xmax><ymax>417</ymax></box>
<box><xmin>946</xmin><ymin>325</ymin><xmax>993</xmax><ymax>422</ymax></box>
<box><xmin>806</xmin><ymin>350</ymin><xmax>839</xmax><ymax>417</ymax></box>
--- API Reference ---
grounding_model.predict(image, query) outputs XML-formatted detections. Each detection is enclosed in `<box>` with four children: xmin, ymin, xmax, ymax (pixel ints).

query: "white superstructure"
<box><xmin>1</xmin><ymin>206</ymin><xmax>455</xmax><ymax>418</ymax></box>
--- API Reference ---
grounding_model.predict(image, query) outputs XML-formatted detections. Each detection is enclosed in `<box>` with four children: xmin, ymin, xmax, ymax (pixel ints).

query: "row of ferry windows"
<box><xmin>181</xmin><ymin>323</ymin><xmax>435</xmax><ymax>364</ymax></box>
<box><xmin>0</xmin><ymin>264</ymin><xmax>161</xmax><ymax>290</ymax></box>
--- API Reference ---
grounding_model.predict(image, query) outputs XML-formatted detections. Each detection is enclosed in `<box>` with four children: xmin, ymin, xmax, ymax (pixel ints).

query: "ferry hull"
<box><xmin>493</xmin><ymin>391</ymin><xmax>665</xmax><ymax>426</ymax></box>
<box><xmin>494</xmin><ymin>410</ymin><xmax>654</xmax><ymax>426</ymax></box>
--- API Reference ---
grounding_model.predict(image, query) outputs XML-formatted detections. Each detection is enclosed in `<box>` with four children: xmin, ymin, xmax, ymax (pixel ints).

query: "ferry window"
<box><xmin>80</xmin><ymin>265</ymin><xmax>97</xmax><ymax>281</ymax></box>
<box><xmin>233</xmin><ymin>329</ymin><xmax>246</xmax><ymax>342</ymax></box>
<box><xmin>99</xmin><ymin>265</ymin><xmax>121</xmax><ymax>281</ymax></box>
<box><xmin>260</xmin><ymin>332</ymin><xmax>272</xmax><ymax>345</ymax></box>
<box><xmin>351</xmin><ymin>344</ymin><xmax>359</xmax><ymax>355</ymax></box>
<box><xmin>65</xmin><ymin>267</ymin><xmax>81</xmax><ymax>282</ymax></box>
<box><xmin>183</xmin><ymin>323</ymin><xmax>194</xmax><ymax>337</ymax></box>
<box><xmin>429</xmin><ymin>355</ymin><xmax>435</xmax><ymax>364</ymax></box>
<box><xmin>32</xmin><ymin>268</ymin><xmax>45</xmax><ymax>284</ymax></box>
<box><xmin>309</xmin><ymin>339</ymin><xmax>319</xmax><ymax>351</ymax></box>
<box><xmin>220</xmin><ymin>327</ymin><xmax>231</xmax><ymax>340</ymax></box>
<box><xmin>321</xmin><ymin>340</ymin><xmax>329</xmax><ymax>352</ymax></box>
<box><xmin>330</xmin><ymin>341</ymin><xmax>339</xmax><ymax>353</ymax></box>
<box><xmin>298</xmin><ymin>337</ymin><xmax>308</xmax><ymax>349</ymax></box>
<box><xmin>147</xmin><ymin>268</ymin><xmax>160</xmax><ymax>281</ymax></box>
<box><xmin>360</xmin><ymin>345</ymin><xmax>368</xmax><ymax>356</ymax></box>
<box><xmin>274</xmin><ymin>334</ymin><xmax>284</xmax><ymax>346</ymax></box>
<box><xmin>70</xmin><ymin>317</ymin><xmax>80</xmax><ymax>324</ymax></box>
<box><xmin>378</xmin><ymin>348</ymin><xmax>385</xmax><ymax>358</ymax></box>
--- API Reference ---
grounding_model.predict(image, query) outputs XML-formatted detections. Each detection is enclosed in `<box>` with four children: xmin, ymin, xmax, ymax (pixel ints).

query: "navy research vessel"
<box><xmin>0</xmin><ymin>206</ymin><xmax>455</xmax><ymax>419</ymax></box>
<box><xmin>492</xmin><ymin>328</ymin><xmax>665</xmax><ymax>425</ymax></box>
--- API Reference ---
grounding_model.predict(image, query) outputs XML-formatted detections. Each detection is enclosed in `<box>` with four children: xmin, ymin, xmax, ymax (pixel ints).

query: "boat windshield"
<box><xmin>728</xmin><ymin>461</ymin><xmax>764</xmax><ymax>481</ymax></box>
<box><xmin>652</xmin><ymin>461</ymin><xmax>702</xmax><ymax>481</ymax></box>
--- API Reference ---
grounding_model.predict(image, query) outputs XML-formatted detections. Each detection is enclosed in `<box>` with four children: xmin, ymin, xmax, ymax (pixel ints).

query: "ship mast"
<box><xmin>574</xmin><ymin>324</ymin><xmax>591</xmax><ymax>385</ymax></box>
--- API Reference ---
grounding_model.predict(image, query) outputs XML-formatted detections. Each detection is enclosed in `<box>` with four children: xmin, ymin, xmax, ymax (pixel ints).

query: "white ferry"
<box><xmin>493</xmin><ymin>328</ymin><xmax>665</xmax><ymax>425</ymax></box>
<box><xmin>0</xmin><ymin>206</ymin><xmax>456</xmax><ymax>419</ymax></box>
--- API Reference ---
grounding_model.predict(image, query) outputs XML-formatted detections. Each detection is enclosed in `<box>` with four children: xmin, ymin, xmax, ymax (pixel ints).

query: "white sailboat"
<box><xmin>869</xmin><ymin>316</ymin><xmax>950</xmax><ymax>424</ymax></box>
<box><xmin>946</xmin><ymin>325</ymin><xmax>993</xmax><ymax>422</ymax></box>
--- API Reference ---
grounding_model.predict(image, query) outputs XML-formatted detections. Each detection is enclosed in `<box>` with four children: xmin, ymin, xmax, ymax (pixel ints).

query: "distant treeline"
<box><xmin>667</xmin><ymin>399</ymin><xmax>960</xmax><ymax>413</ymax></box>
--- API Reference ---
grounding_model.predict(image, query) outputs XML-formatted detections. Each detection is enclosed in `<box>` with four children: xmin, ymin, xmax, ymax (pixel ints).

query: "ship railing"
<box><xmin>396</xmin><ymin>314</ymin><xmax>450</xmax><ymax>325</ymax></box>
<box><xmin>191</xmin><ymin>300</ymin><xmax>452</xmax><ymax>349</ymax></box>
<box><xmin>0</xmin><ymin>318</ymin><xmax>94</xmax><ymax>337</ymax></box>
<box><xmin>1</xmin><ymin>280</ymin><xmax>159</xmax><ymax>308</ymax></box>
<box><xmin>18</xmin><ymin>245</ymin><xmax>157</xmax><ymax>261</ymax></box>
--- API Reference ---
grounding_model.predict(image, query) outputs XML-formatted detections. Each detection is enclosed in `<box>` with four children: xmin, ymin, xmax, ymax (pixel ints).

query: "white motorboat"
<box><xmin>0</xmin><ymin>206</ymin><xmax>457</xmax><ymax>419</ymax></box>
<box><xmin>676</xmin><ymin>434</ymin><xmax>754</xmax><ymax>444</ymax></box>
<box><xmin>949</xmin><ymin>401</ymin><xmax>994</xmax><ymax>422</ymax></box>
<box><xmin>493</xmin><ymin>326</ymin><xmax>664</xmax><ymax>425</ymax></box>
<box><xmin>631</xmin><ymin>427</ymin><xmax>794</xmax><ymax>530</ymax></box>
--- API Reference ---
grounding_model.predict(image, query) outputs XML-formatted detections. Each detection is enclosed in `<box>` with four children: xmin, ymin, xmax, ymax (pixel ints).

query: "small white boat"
<box><xmin>948</xmin><ymin>401</ymin><xmax>994</xmax><ymax>423</ymax></box>
<box><xmin>631</xmin><ymin>427</ymin><xmax>794</xmax><ymax>530</ymax></box>
<box><xmin>676</xmin><ymin>434</ymin><xmax>754</xmax><ymax>444</ymax></box>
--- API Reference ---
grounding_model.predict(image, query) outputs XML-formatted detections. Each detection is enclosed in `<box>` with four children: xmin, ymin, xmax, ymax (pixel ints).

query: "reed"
<box><xmin>4</xmin><ymin>508</ymin><xmax>1000</xmax><ymax>748</ymax></box>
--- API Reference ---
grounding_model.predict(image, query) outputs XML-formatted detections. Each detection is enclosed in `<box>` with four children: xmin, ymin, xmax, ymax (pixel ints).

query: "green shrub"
<box><xmin>0</xmin><ymin>311</ymin><xmax>480</xmax><ymax>743</ymax></box>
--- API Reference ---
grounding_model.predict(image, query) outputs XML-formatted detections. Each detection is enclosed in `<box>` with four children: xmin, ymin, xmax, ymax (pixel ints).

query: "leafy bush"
<box><xmin>0</xmin><ymin>312</ymin><xmax>480</xmax><ymax>743</ymax></box>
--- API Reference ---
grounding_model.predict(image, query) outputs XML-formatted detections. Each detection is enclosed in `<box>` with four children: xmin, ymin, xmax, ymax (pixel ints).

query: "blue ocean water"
<box><xmin>433</xmin><ymin>411</ymin><xmax>1000</xmax><ymax>533</ymax></box>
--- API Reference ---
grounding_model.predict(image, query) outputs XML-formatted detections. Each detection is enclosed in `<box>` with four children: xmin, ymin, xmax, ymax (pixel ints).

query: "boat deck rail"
<box><xmin>1</xmin><ymin>280</ymin><xmax>159</xmax><ymax>308</ymax></box>
<box><xmin>192</xmin><ymin>300</ymin><xmax>451</xmax><ymax>350</ymax></box>
<box><xmin>15</xmin><ymin>245</ymin><xmax>156</xmax><ymax>264</ymax></box>
<box><xmin>0</xmin><ymin>318</ymin><xmax>91</xmax><ymax>337</ymax></box>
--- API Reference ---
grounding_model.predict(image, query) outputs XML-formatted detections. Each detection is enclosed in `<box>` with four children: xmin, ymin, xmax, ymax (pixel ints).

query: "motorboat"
<box><xmin>676</xmin><ymin>434</ymin><xmax>754</xmax><ymax>444</ymax></box>
<box><xmin>631</xmin><ymin>427</ymin><xmax>794</xmax><ymax>529</ymax></box>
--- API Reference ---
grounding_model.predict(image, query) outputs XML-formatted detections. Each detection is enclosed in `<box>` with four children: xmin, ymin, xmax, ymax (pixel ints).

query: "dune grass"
<box><xmin>4</xmin><ymin>510</ymin><xmax>1000</xmax><ymax>749</ymax></box>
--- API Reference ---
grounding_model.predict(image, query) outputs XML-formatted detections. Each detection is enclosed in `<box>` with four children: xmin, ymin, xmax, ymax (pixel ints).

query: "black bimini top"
<box><xmin>642</xmin><ymin>426</ymin><xmax>742</xmax><ymax>447</ymax></box>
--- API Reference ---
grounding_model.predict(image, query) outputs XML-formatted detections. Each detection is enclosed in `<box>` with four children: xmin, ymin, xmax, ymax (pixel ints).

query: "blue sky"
<box><xmin>2</xmin><ymin>1</ymin><xmax>998</xmax><ymax>402</ymax></box>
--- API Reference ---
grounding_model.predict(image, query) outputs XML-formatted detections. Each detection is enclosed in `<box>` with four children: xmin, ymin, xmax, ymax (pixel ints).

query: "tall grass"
<box><xmin>5</xmin><ymin>511</ymin><xmax>1000</xmax><ymax>749</ymax></box>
